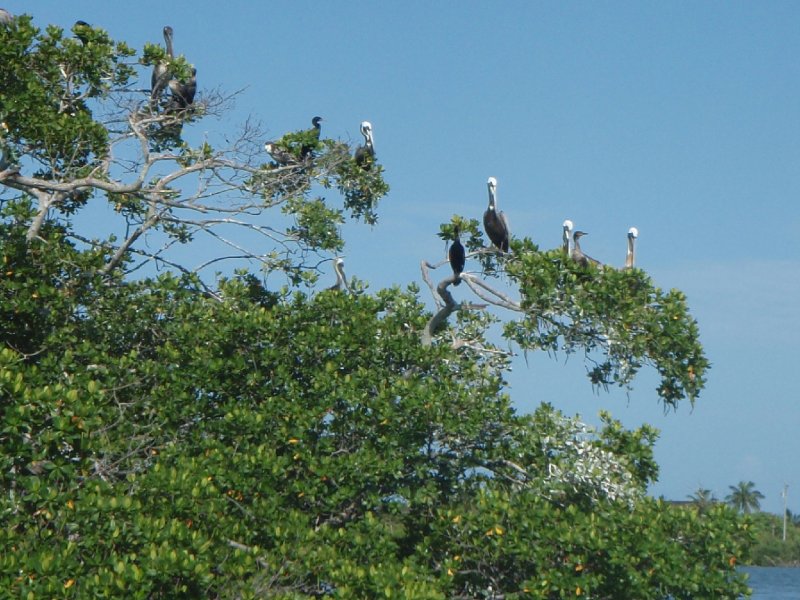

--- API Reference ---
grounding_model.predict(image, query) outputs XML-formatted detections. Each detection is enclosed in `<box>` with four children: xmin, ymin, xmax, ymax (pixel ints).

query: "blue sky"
<box><xmin>8</xmin><ymin>1</ymin><xmax>800</xmax><ymax>514</ymax></box>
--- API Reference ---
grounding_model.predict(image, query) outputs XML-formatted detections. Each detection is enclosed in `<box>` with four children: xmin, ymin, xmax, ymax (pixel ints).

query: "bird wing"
<box><xmin>499</xmin><ymin>210</ymin><xmax>510</xmax><ymax>238</ymax></box>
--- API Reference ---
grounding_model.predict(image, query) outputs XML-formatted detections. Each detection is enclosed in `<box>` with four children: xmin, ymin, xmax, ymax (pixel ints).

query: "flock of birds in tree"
<box><xmin>264</xmin><ymin>117</ymin><xmax>375</xmax><ymax>292</ymax></box>
<box><xmin>1</xmin><ymin>11</ymin><xmax>638</xmax><ymax>294</ymax></box>
<box><xmin>0</xmin><ymin>12</ymin><xmax>198</xmax><ymax>111</ymax></box>
<box><xmin>0</xmin><ymin>11</ymin><xmax>378</xmax><ymax>289</ymax></box>
<box><xmin>150</xmin><ymin>25</ymin><xmax>197</xmax><ymax>111</ymax></box>
<box><xmin>446</xmin><ymin>176</ymin><xmax>639</xmax><ymax>286</ymax></box>
<box><xmin>264</xmin><ymin>118</ymin><xmax>375</xmax><ymax>169</ymax></box>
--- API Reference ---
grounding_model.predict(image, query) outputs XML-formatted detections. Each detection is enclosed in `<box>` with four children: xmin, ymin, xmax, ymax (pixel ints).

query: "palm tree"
<box><xmin>725</xmin><ymin>481</ymin><xmax>765</xmax><ymax>514</ymax></box>
<box><xmin>688</xmin><ymin>487</ymin><xmax>717</xmax><ymax>513</ymax></box>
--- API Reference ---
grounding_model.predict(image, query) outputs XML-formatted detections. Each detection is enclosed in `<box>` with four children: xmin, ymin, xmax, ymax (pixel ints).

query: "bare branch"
<box><xmin>462</xmin><ymin>274</ymin><xmax>522</xmax><ymax>312</ymax></box>
<box><xmin>420</xmin><ymin>255</ymin><xmax>520</xmax><ymax>346</ymax></box>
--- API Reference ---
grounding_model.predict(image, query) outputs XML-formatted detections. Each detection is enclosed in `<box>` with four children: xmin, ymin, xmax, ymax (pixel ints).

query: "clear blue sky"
<box><xmin>8</xmin><ymin>1</ymin><xmax>800</xmax><ymax>514</ymax></box>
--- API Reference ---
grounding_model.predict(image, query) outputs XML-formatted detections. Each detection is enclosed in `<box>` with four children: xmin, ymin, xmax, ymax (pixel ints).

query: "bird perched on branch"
<box><xmin>562</xmin><ymin>219</ymin><xmax>574</xmax><ymax>255</ymax></box>
<box><xmin>151</xmin><ymin>26</ymin><xmax>174</xmax><ymax>105</ymax></box>
<box><xmin>571</xmin><ymin>231</ymin><xmax>602</xmax><ymax>267</ymax></box>
<box><xmin>448</xmin><ymin>228</ymin><xmax>466</xmax><ymax>285</ymax></box>
<box><xmin>483</xmin><ymin>177</ymin><xmax>509</xmax><ymax>252</ymax></box>
<box><xmin>301</xmin><ymin>116</ymin><xmax>323</xmax><ymax>160</ymax></box>
<box><xmin>0</xmin><ymin>122</ymin><xmax>14</xmax><ymax>172</ymax></box>
<box><xmin>624</xmin><ymin>227</ymin><xmax>638</xmax><ymax>269</ymax></box>
<box><xmin>328</xmin><ymin>258</ymin><xmax>349</xmax><ymax>292</ymax></box>
<box><xmin>354</xmin><ymin>121</ymin><xmax>375</xmax><ymax>169</ymax></box>
<box><xmin>264</xmin><ymin>142</ymin><xmax>296</xmax><ymax>166</ymax></box>
<box><xmin>73</xmin><ymin>20</ymin><xmax>92</xmax><ymax>44</ymax></box>
<box><xmin>169</xmin><ymin>67</ymin><xmax>197</xmax><ymax>109</ymax></box>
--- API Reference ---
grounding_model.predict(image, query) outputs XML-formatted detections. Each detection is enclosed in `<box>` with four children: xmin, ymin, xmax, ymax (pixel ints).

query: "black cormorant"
<box><xmin>301</xmin><ymin>116</ymin><xmax>322</xmax><ymax>160</ymax></box>
<box><xmin>448</xmin><ymin>228</ymin><xmax>466</xmax><ymax>285</ymax></box>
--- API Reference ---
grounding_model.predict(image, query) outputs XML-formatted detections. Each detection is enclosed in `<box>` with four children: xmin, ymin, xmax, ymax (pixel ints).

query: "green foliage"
<box><xmin>431</xmin><ymin>493</ymin><xmax>750</xmax><ymax>599</ymax></box>
<box><xmin>506</xmin><ymin>240</ymin><xmax>708</xmax><ymax>408</ymax></box>
<box><xmin>439</xmin><ymin>216</ymin><xmax>482</xmax><ymax>247</ymax></box>
<box><xmin>0</xmin><ymin>224</ymin><xmax>750</xmax><ymax>597</ymax></box>
<box><xmin>328</xmin><ymin>140</ymin><xmax>390</xmax><ymax>225</ymax></box>
<box><xmin>283</xmin><ymin>196</ymin><xmax>345</xmax><ymax>252</ymax></box>
<box><xmin>0</xmin><ymin>17</ymin><xmax>135</xmax><ymax>178</ymax></box>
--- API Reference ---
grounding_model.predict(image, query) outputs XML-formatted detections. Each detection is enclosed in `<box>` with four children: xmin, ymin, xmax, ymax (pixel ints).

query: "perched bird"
<box><xmin>562</xmin><ymin>219</ymin><xmax>574</xmax><ymax>255</ymax></box>
<box><xmin>354</xmin><ymin>121</ymin><xmax>375</xmax><ymax>169</ymax></box>
<box><xmin>448</xmin><ymin>228</ymin><xmax>466</xmax><ymax>285</ymax></box>
<box><xmin>328</xmin><ymin>258</ymin><xmax>349</xmax><ymax>292</ymax></box>
<box><xmin>264</xmin><ymin>142</ymin><xmax>296</xmax><ymax>166</ymax></box>
<box><xmin>73</xmin><ymin>20</ymin><xmax>91</xmax><ymax>44</ymax></box>
<box><xmin>0</xmin><ymin>8</ymin><xmax>13</xmax><ymax>24</ymax></box>
<box><xmin>0</xmin><ymin>122</ymin><xmax>12</xmax><ymax>172</ymax></box>
<box><xmin>151</xmin><ymin>26</ymin><xmax>174</xmax><ymax>105</ymax></box>
<box><xmin>168</xmin><ymin>66</ymin><xmax>197</xmax><ymax>109</ymax></box>
<box><xmin>483</xmin><ymin>177</ymin><xmax>510</xmax><ymax>252</ymax></box>
<box><xmin>624</xmin><ymin>227</ymin><xmax>638</xmax><ymax>269</ymax></box>
<box><xmin>571</xmin><ymin>231</ymin><xmax>602</xmax><ymax>267</ymax></box>
<box><xmin>301</xmin><ymin>116</ymin><xmax>323</xmax><ymax>160</ymax></box>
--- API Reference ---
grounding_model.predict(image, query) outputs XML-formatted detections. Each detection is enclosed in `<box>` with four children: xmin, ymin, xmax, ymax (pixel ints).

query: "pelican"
<box><xmin>562</xmin><ymin>219</ymin><xmax>574</xmax><ymax>255</ymax></box>
<box><xmin>151</xmin><ymin>26</ymin><xmax>174</xmax><ymax>104</ymax></box>
<box><xmin>483</xmin><ymin>177</ymin><xmax>509</xmax><ymax>252</ymax></box>
<box><xmin>354</xmin><ymin>121</ymin><xmax>375</xmax><ymax>169</ymax></box>
<box><xmin>625</xmin><ymin>227</ymin><xmax>638</xmax><ymax>269</ymax></box>
<box><xmin>328</xmin><ymin>258</ymin><xmax>349</xmax><ymax>292</ymax></box>
<box><xmin>264</xmin><ymin>142</ymin><xmax>295</xmax><ymax>166</ymax></box>
<box><xmin>301</xmin><ymin>116</ymin><xmax>323</xmax><ymax>160</ymax></box>
<box><xmin>448</xmin><ymin>228</ymin><xmax>466</xmax><ymax>285</ymax></box>
<box><xmin>571</xmin><ymin>231</ymin><xmax>602</xmax><ymax>267</ymax></box>
<box><xmin>0</xmin><ymin>8</ymin><xmax>13</xmax><ymax>24</ymax></box>
<box><xmin>168</xmin><ymin>67</ymin><xmax>197</xmax><ymax>109</ymax></box>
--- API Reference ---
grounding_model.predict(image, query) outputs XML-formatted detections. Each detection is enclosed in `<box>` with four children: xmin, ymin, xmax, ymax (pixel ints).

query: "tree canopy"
<box><xmin>0</xmin><ymin>14</ymin><xmax>751</xmax><ymax>598</ymax></box>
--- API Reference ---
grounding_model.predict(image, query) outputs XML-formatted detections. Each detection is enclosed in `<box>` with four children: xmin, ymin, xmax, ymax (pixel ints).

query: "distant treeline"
<box><xmin>750</xmin><ymin>512</ymin><xmax>800</xmax><ymax>566</ymax></box>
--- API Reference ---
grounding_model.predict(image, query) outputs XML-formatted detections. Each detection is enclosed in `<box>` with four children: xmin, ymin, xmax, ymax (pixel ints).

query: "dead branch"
<box><xmin>420</xmin><ymin>252</ymin><xmax>523</xmax><ymax>346</ymax></box>
<box><xmin>462</xmin><ymin>274</ymin><xmax>522</xmax><ymax>311</ymax></box>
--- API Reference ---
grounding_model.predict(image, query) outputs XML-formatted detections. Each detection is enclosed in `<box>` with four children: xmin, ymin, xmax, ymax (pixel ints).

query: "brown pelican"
<box><xmin>483</xmin><ymin>177</ymin><xmax>509</xmax><ymax>252</ymax></box>
<box><xmin>168</xmin><ymin>67</ymin><xmax>197</xmax><ymax>109</ymax></box>
<box><xmin>264</xmin><ymin>142</ymin><xmax>295</xmax><ymax>166</ymax></box>
<box><xmin>151</xmin><ymin>26</ymin><xmax>174</xmax><ymax>104</ymax></box>
<box><xmin>562</xmin><ymin>219</ymin><xmax>574</xmax><ymax>255</ymax></box>
<box><xmin>448</xmin><ymin>228</ymin><xmax>466</xmax><ymax>285</ymax></box>
<box><xmin>354</xmin><ymin>121</ymin><xmax>375</xmax><ymax>169</ymax></box>
<box><xmin>328</xmin><ymin>258</ymin><xmax>349</xmax><ymax>292</ymax></box>
<box><xmin>624</xmin><ymin>227</ymin><xmax>638</xmax><ymax>269</ymax></box>
<box><xmin>301</xmin><ymin>116</ymin><xmax>323</xmax><ymax>160</ymax></box>
<box><xmin>571</xmin><ymin>231</ymin><xmax>602</xmax><ymax>267</ymax></box>
<box><xmin>0</xmin><ymin>8</ymin><xmax>13</xmax><ymax>24</ymax></box>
